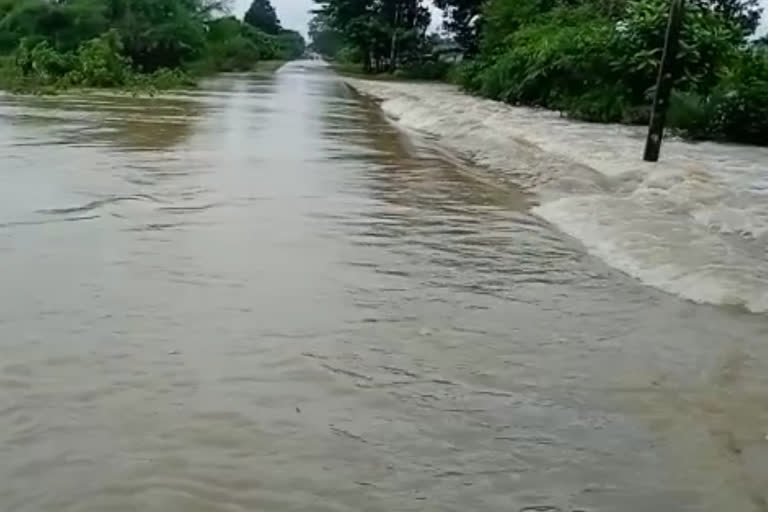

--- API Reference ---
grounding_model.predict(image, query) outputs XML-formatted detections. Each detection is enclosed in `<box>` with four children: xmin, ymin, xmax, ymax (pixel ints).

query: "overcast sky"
<box><xmin>759</xmin><ymin>0</ymin><xmax>768</xmax><ymax>36</ymax></box>
<box><xmin>232</xmin><ymin>0</ymin><xmax>768</xmax><ymax>37</ymax></box>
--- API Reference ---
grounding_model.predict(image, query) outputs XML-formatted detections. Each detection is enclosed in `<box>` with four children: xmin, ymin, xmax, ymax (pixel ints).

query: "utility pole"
<box><xmin>643</xmin><ymin>0</ymin><xmax>685</xmax><ymax>162</ymax></box>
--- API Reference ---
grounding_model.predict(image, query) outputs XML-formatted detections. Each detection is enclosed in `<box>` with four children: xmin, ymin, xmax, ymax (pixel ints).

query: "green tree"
<box><xmin>455</xmin><ymin>0</ymin><xmax>768</xmax><ymax>144</ymax></box>
<box><xmin>308</xmin><ymin>11</ymin><xmax>343</xmax><ymax>56</ymax></box>
<box><xmin>315</xmin><ymin>0</ymin><xmax>376</xmax><ymax>69</ymax></box>
<box><xmin>0</xmin><ymin>0</ymin><xmax>109</xmax><ymax>53</ymax></box>
<box><xmin>433</xmin><ymin>0</ymin><xmax>483</xmax><ymax>53</ymax></box>
<box><xmin>314</xmin><ymin>0</ymin><xmax>431</xmax><ymax>72</ymax></box>
<box><xmin>1</xmin><ymin>0</ymin><xmax>288</xmax><ymax>90</ymax></box>
<box><xmin>244</xmin><ymin>0</ymin><xmax>281</xmax><ymax>35</ymax></box>
<box><xmin>696</xmin><ymin>0</ymin><xmax>763</xmax><ymax>36</ymax></box>
<box><xmin>273</xmin><ymin>29</ymin><xmax>305</xmax><ymax>59</ymax></box>
<box><xmin>205</xmin><ymin>15</ymin><xmax>279</xmax><ymax>70</ymax></box>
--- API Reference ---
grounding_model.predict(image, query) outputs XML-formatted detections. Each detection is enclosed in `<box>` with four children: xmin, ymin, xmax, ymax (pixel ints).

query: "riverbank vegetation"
<box><xmin>0</xmin><ymin>0</ymin><xmax>305</xmax><ymax>92</ymax></box>
<box><xmin>313</xmin><ymin>0</ymin><xmax>767</xmax><ymax>145</ymax></box>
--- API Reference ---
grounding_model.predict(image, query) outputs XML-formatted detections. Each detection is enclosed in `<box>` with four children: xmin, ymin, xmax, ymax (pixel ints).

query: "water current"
<box><xmin>1</xmin><ymin>61</ymin><xmax>768</xmax><ymax>511</ymax></box>
<box><xmin>349</xmin><ymin>79</ymin><xmax>768</xmax><ymax>313</ymax></box>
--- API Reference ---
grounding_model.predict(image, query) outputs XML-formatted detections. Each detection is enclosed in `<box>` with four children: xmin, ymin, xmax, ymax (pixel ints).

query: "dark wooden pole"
<box><xmin>643</xmin><ymin>0</ymin><xmax>685</xmax><ymax>162</ymax></box>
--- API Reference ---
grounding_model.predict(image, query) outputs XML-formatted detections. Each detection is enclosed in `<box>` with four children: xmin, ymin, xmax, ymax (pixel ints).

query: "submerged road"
<box><xmin>1</xmin><ymin>61</ymin><xmax>768</xmax><ymax>511</ymax></box>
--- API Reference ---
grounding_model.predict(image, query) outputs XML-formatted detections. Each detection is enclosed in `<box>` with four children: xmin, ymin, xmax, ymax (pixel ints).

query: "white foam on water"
<box><xmin>535</xmin><ymin>196</ymin><xmax>768</xmax><ymax>312</ymax></box>
<box><xmin>348</xmin><ymin>79</ymin><xmax>768</xmax><ymax>312</ymax></box>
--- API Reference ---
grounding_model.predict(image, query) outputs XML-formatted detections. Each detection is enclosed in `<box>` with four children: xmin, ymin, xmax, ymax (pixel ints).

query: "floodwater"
<box><xmin>1</xmin><ymin>61</ymin><xmax>768</xmax><ymax>512</ymax></box>
<box><xmin>350</xmin><ymin>79</ymin><xmax>768</xmax><ymax>313</ymax></box>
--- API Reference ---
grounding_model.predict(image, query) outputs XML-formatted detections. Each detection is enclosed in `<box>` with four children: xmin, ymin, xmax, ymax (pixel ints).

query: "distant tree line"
<box><xmin>0</xmin><ymin>0</ymin><xmax>305</xmax><ymax>90</ymax></box>
<box><xmin>310</xmin><ymin>0</ymin><xmax>448</xmax><ymax>76</ymax></box>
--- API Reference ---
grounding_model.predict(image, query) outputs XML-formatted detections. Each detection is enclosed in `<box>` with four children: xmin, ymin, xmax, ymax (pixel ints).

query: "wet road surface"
<box><xmin>2</xmin><ymin>62</ymin><xmax>768</xmax><ymax>511</ymax></box>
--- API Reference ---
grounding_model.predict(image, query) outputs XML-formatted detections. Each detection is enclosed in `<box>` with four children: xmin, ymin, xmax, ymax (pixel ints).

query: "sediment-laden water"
<box><xmin>1</xmin><ymin>61</ymin><xmax>767</xmax><ymax>512</ymax></box>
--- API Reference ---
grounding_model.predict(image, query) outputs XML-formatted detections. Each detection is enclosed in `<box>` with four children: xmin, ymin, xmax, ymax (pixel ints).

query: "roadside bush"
<box><xmin>395</xmin><ymin>59</ymin><xmax>453</xmax><ymax>80</ymax></box>
<box><xmin>711</xmin><ymin>49</ymin><xmax>768</xmax><ymax>144</ymax></box>
<box><xmin>203</xmin><ymin>18</ymin><xmax>280</xmax><ymax>72</ymax></box>
<box><xmin>0</xmin><ymin>53</ymin><xmax>24</xmax><ymax>89</ymax></box>
<box><xmin>69</xmin><ymin>30</ymin><xmax>130</xmax><ymax>86</ymax></box>
<box><xmin>11</xmin><ymin>31</ymin><xmax>190</xmax><ymax>90</ymax></box>
<box><xmin>15</xmin><ymin>39</ymin><xmax>75</xmax><ymax>79</ymax></box>
<box><xmin>126</xmin><ymin>67</ymin><xmax>192</xmax><ymax>90</ymax></box>
<box><xmin>667</xmin><ymin>91</ymin><xmax>715</xmax><ymax>138</ymax></box>
<box><xmin>209</xmin><ymin>35</ymin><xmax>263</xmax><ymax>71</ymax></box>
<box><xmin>241</xmin><ymin>25</ymin><xmax>279</xmax><ymax>59</ymax></box>
<box><xmin>1</xmin><ymin>0</ymin><xmax>293</xmax><ymax>94</ymax></box>
<box><xmin>270</xmin><ymin>29</ymin><xmax>306</xmax><ymax>60</ymax></box>
<box><xmin>117</xmin><ymin>1</ymin><xmax>207</xmax><ymax>72</ymax></box>
<box><xmin>458</xmin><ymin>0</ymin><xmax>765</xmax><ymax>142</ymax></box>
<box><xmin>610</xmin><ymin>0</ymin><xmax>742</xmax><ymax>98</ymax></box>
<box><xmin>450</xmin><ymin>59</ymin><xmax>485</xmax><ymax>88</ymax></box>
<box><xmin>669</xmin><ymin>49</ymin><xmax>768</xmax><ymax>144</ymax></box>
<box><xmin>0</xmin><ymin>0</ymin><xmax>108</xmax><ymax>54</ymax></box>
<box><xmin>334</xmin><ymin>46</ymin><xmax>362</xmax><ymax>64</ymax></box>
<box><xmin>15</xmin><ymin>31</ymin><xmax>130</xmax><ymax>87</ymax></box>
<box><xmin>462</xmin><ymin>6</ymin><xmax>617</xmax><ymax>108</ymax></box>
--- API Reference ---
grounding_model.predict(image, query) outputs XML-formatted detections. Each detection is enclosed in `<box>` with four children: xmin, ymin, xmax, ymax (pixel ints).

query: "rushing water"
<box><xmin>349</xmin><ymin>79</ymin><xmax>768</xmax><ymax>314</ymax></box>
<box><xmin>1</xmin><ymin>61</ymin><xmax>768</xmax><ymax>512</ymax></box>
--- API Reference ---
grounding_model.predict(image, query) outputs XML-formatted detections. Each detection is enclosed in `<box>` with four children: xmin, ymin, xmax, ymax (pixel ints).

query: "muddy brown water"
<box><xmin>1</xmin><ymin>61</ymin><xmax>768</xmax><ymax>512</ymax></box>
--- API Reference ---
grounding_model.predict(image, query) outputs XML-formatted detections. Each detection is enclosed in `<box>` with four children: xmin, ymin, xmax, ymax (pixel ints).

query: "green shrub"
<box><xmin>395</xmin><ymin>60</ymin><xmax>453</xmax><ymax>80</ymax></box>
<box><xmin>334</xmin><ymin>46</ymin><xmax>362</xmax><ymax>64</ymax></box>
<box><xmin>8</xmin><ymin>30</ymin><xmax>192</xmax><ymax>91</ymax></box>
<box><xmin>458</xmin><ymin>0</ymin><xmax>764</xmax><ymax>142</ymax></box>
<box><xmin>125</xmin><ymin>67</ymin><xmax>191</xmax><ymax>91</ymax></box>
<box><xmin>555</xmin><ymin>85</ymin><xmax>641</xmax><ymax>123</ymax></box>
<box><xmin>15</xmin><ymin>39</ymin><xmax>76</xmax><ymax>80</ymax></box>
<box><xmin>463</xmin><ymin>6</ymin><xmax>617</xmax><ymax>108</ymax></box>
<box><xmin>712</xmin><ymin>49</ymin><xmax>768</xmax><ymax>144</ymax></box>
<box><xmin>209</xmin><ymin>36</ymin><xmax>262</xmax><ymax>71</ymax></box>
<box><xmin>70</xmin><ymin>30</ymin><xmax>130</xmax><ymax>86</ymax></box>
<box><xmin>670</xmin><ymin>49</ymin><xmax>768</xmax><ymax>144</ymax></box>
<box><xmin>240</xmin><ymin>24</ymin><xmax>279</xmax><ymax>59</ymax></box>
<box><xmin>270</xmin><ymin>29</ymin><xmax>305</xmax><ymax>60</ymax></box>
<box><xmin>610</xmin><ymin>0</ymin><xmax>742</xmax><ymax>99</ymax></box>
<box><xmin>1</xmin><ymin>0</ymin><xmax>291</xmax><ymax>94</ymax></box>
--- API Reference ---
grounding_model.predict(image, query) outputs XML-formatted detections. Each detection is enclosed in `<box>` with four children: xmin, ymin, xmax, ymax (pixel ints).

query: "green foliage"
<box><xmin>694</xmin><ymin>0</ymin><xmax>763</xmax><ymax>36</ymax></box>
<box><xmin>127</xmin><ymin>67</ymin><xmax>193</xmax><ymax>89</ymax></box>
<box><xmin>466</xmin><ymin>6</ymin><xmax>619</xmax><ymax>106</ymax></box>
<box><xmin>204</xmin><ymin>16</ymin><xmax>280</xmax><ymax>71</ymax></box>
<box><xmin>459</xmin><ymin>0</ymin><xmax>767</xmax><ymax>145</ymax></box>
<box><xmin>68</xmin><ymin>30</ymin><xmax>130</xmax><ymax>86</ymax></box>
<box><xmin>433</xmin><ymin>0</ymin><xmax>483</xmax><ymax>54</ymax></box>
<box><xmin>308</xmin><ymin>11</ymin><xmax>343</xmax><ymax>56</ymax></box>
<box><xmin>10</xmin><ymin>30</ymin><xmax>190</xmax><ymax>89</ymax></box>
<box><xmin>209</xmin><ymin>35</ymin><xmax>265</xmax><ymax>71</ymax></box>
<box><xmin>244</xmin><ymin>0</ymin><xmax>281</xmax><ymax>35</ymax></box>
<box><xmin>0</xmin><ymin>0</ymin><xmax>292</xmax><ymax>92</ymax></box>
<box><xmin>312</xmin><ymin>0</ymin><xmax>432</xmax><ymax>72</ymax></box>
<box><xmin>612</xmin><ymin>0</ymin><xmax>742</xmax><ymax>96</ymax></box>
<box><xmin>334</xmin><ymin>45</ymin><xmax>362</xmax><ymax>63</ymax></box>
<box><xmin>0</xmin><ymin>0</ymin><xmax>108</xmax><ymax>53</ymax></box>
<box><xmin>669</xmin><ymin>49</ymin><xmax>768</xmax><ymax>144</ymax></box>
<box><xmin>395</xmin><ymin>59</ymin><xmax>453</xmax><ymax>80</ymax></box>
<box><xmin>15</xmin><ymin>38</ymin><xmax>75</xmax><ymax>79</ymax></box>
<box><xmin>711</xmin><ymin>53</ymin><xmax>768</xmax><ymax>144</ymax></box>
<box><xmin>112</xmin><ymin>0</ymin><xmax>208</xmax><ymax>72</ymax></box>
<box><xmin>272</xmin><ymin>30</ymin><xmax>306</xmax><ymax>60</ymax></box>
<box><xmin>480</xmin><ymin>0</ymin><xmax>561</xmax><ymax>52</ymax></box>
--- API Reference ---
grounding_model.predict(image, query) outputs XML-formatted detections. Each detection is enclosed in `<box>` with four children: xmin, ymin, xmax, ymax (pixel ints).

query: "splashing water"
<box><xmin>347</xmin><ymin>80</ymin><xmax>768</xmax><ymax>313</ymax></box>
